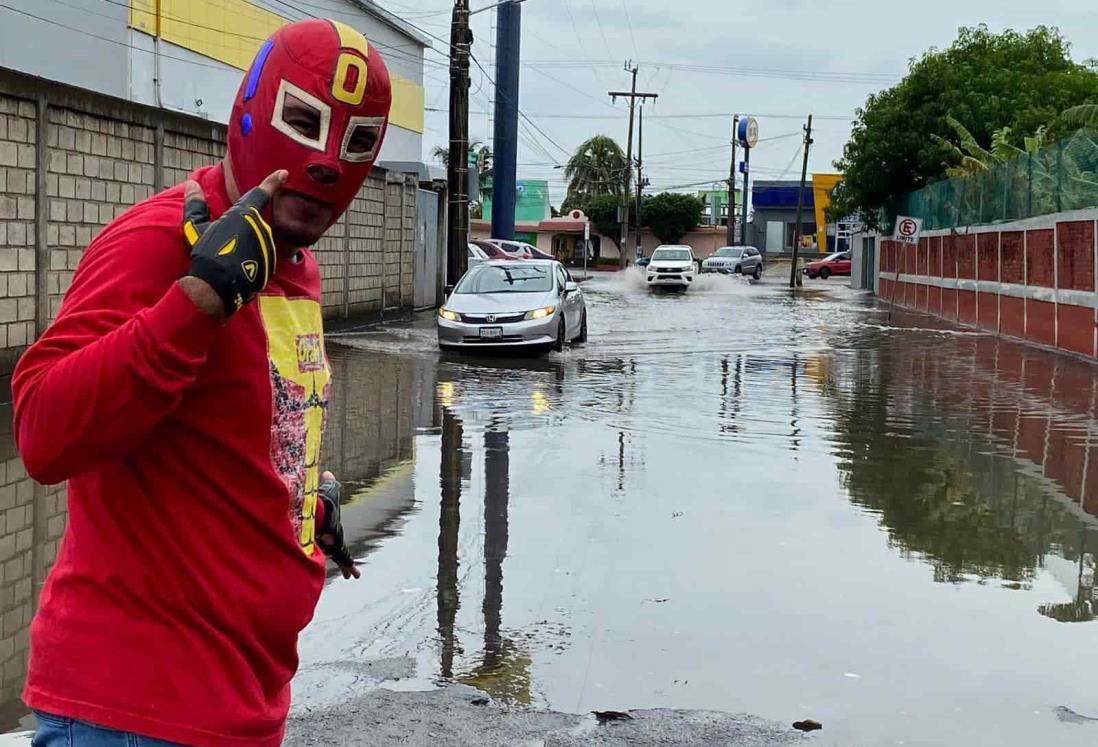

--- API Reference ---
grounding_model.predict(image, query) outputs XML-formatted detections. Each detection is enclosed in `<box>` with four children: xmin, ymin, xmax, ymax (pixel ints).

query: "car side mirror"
<box><xmin>444</xmin><ymin>284</ymin><xmax>455</xmax><ymax>297</ymax></box>
<box><xmin>565</xmin><ymin>281</ymin><xmax>579</xmax><ymax>294</ymax></box>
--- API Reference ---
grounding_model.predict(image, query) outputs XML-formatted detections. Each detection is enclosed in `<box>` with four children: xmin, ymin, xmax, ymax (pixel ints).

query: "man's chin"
<box><xmin>273</xmin><ymin>226</ymin><xmax>325</xmax><ymax>252</ymax></box>
<box><xmin>273</xmin><ymin>192</ymin><xmax>334</xmax><ymax>249</ymax></box>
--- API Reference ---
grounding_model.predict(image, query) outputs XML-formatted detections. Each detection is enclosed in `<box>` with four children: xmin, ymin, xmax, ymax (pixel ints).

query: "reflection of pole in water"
<box><xmin>483</xmin><ymin>426</ymin><xmax>510</xmax><ymax>669</ymax></box>
<box><xmin>720</xmin><ymin>355</ymin><xmax>744</xmax><ymax>435</ymax></box>
<box><xmin>437</xmin><ymin>408</ymin><xmax>464</xmax><ymax>678</ymax></box>
<box><xmin>618</xmin><ymin>431</ymin><xmax>626</xmax><ymax>492</ymax></box>
<box><xmin>790</xmin><ymin>354</ymin><xmax>801</xmax><ymax>450</ymax></box>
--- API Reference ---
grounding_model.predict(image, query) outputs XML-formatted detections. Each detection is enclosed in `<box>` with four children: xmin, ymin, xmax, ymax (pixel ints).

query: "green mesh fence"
<box><xmin>899</xmin><ymin>131</ymin><xmax>1098</xmax><ymax>230</ymax></box>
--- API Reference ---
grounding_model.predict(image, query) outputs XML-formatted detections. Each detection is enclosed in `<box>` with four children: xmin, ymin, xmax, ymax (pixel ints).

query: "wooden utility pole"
<box><xmin>610</xmin><ymin>64</ymin><xmax>657</xmax><ymax>270</ymax></box>
<box><xmin>447</xmin><ymin>0</ymin><xmax>472</xmax><ymax>288</ymax></box>
<box><xmin>726</xmin><ymin>114</ymin><xmax>739</xmax><ymax>245</ymax></box>
<box><xmin>789</xmin><ymin>114</ymin><xmax>814</xmax><ymax>289</ymax></box>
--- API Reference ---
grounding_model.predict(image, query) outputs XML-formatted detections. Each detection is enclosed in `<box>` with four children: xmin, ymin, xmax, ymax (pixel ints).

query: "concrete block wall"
<box><xmin>0</xmin><ymin>95</ymin><xmax>38</xmax><ymax>374</ymax></box>
<box><xmin>879</xmin><ymin>208</ymin><xmax>1098</xmax><ymax>361</ymax></box>
<box><xmin>46</xmin><ymin>108</ymin><xmax>157</xmax><ymax>324</ymax></box>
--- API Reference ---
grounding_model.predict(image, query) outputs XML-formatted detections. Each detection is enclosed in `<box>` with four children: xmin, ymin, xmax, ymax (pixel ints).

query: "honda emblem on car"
<box><xmin>487</xmin><ymin>314</ymin><xmax>496</xmax><ymax>323</ymax></box>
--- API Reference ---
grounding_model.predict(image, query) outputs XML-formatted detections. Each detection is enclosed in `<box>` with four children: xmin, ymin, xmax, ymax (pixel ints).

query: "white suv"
<box><xmin>646</xmin><ymin>245</ymin><xmax>697</xmax><ymax>290</ymax></box>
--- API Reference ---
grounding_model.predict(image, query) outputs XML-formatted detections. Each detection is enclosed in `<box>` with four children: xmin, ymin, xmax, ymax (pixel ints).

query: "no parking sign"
<box><xmin>893</xmin><ymin>216</ymin><xmax>923</xmax><ymax>245</ymax></box>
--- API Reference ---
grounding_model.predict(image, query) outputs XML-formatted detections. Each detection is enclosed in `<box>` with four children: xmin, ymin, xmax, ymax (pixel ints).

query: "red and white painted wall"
<box><xmin>878</xmin><ymin>209</ymin><xmax>1098</xmax><ymax>360</ymax></box>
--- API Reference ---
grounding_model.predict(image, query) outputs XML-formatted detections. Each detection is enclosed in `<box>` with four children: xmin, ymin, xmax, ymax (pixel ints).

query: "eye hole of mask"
<box><xmin>347</xmin><ymin>124</ymin><xmax>381</xmax><ymax>155</ymax></box>
<box><xmin>340</xmin><ymin>117</ymin><xmax>386</xmax><ymax>163</ymax></box>
<box><xmin>282</xmin><ymin>93</ymin><xmax>322</xmax><ymax>141</ymax></box>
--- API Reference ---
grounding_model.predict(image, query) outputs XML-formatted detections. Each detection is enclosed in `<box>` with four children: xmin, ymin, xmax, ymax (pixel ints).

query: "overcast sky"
<box><xmin>389</xmin><ymin>0</ymin><xmax>1098</xmax><ymax>205</ymax></box>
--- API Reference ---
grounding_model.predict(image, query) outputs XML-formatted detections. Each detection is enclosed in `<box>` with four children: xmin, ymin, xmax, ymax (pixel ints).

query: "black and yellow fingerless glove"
<box><xmin>182</xmin><ymin>187</ymin><xmax>277</xmax><ymax>316</ymax></box>
<box><xmin>317</xmin><ymin>478</ymin><xmax>355</xmax><ymax>570</ymax></box>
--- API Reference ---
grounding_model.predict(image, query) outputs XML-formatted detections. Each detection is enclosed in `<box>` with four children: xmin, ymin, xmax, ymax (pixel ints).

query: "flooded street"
<box><xmin>295</xmin><ymin>270</ymin><xmax>1098</xmax><ymax>746</ymax></box>
<box><xmin>2</xmin><ymin>269</ymin><xmax>1097</xmax><ymax>745</ymax></box>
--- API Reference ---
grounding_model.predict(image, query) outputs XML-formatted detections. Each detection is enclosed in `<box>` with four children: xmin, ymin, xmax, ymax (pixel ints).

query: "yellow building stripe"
<box><xmin>128</xmin><ymin>0</ymin><xmax>424</xmax><ymax>134</ymax></box>
<box><xmin>811</xmin><ymin>173</ymin><xmax>843</xmax><ymax>254</ymax></box>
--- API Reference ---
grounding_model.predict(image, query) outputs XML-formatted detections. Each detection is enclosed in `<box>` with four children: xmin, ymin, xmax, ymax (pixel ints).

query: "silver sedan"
<box><xmin>437</xmin><ymin>260</ymin><xmax>587</xmax><ymax>351</ymax></box>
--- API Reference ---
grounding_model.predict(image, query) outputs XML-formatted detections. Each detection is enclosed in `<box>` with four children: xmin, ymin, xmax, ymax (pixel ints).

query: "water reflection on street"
<box><xmin>4</xmin><ymin>270</ymin><xmax>1098</xmax><ymax>745</ymax></box>
<box><xmin>300</xmin><ymin>271</ymin><xmax>1098</xmax><ymax>746</ymax></box>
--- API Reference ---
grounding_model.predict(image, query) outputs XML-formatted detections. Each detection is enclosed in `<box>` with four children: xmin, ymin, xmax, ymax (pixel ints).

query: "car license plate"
<box><xmin>479</xmin><ymin>326</ymin><xmax>503</xmax><ymax>339</ymax></box>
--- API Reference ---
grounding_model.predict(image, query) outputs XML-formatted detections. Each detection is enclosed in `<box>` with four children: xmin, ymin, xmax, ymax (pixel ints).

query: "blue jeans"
<box><xmin>32</xmin><ymin>711</ymin><xmax>187</xmax><ymax>747</ymax></box>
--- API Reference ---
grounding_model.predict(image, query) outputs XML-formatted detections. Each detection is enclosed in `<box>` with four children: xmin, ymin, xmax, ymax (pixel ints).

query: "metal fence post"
<box><xmin>1056</xmin><ymin>139</ymin><xmax>1064</xmax><ymax>214</ymax></box>
<box><xmin>1027</xmin><ymin>153</ymin><xmax>1034</xmax><ymax>219</ymax></box>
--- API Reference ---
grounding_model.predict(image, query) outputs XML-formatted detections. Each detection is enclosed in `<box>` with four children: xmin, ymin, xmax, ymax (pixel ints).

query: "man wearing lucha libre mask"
<box><xmin>11</xmin><ymin>19</ymin><xmax>391</xmax><ymax>747</ymax></box>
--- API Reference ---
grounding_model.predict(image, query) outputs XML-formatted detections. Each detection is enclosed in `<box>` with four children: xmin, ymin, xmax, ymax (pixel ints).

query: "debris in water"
<box><xmin>672</xmin><ymin>512</ymin><xmax>684</xmax><ymax>518</ymax></box>
<box><xmin>843</xmin><ymin>673</ymin><xmax>861</xmax><ymax>679</ymax></box>
<box><xmin>594</xmin><ymin>710</ymin><xmax>633</xmax><ymax>724</ymax></box>
<box><xmin>646</xmin><ymin>598</ymin><xmax>670</xmax><ymax>604</ymax></box>
<box><xmin>1055</xmin><ymin>706</ymin><xmax>1098</xmax><ymax>724</ymax></box>
<box><xmin>793</xmin><ymin>720</ymin><xmax>823</xmax><ymax>732</ymax></box>
<box><xmin>471</xmin><ymin>697</ymin><xmax>490</xmax><ymax>707</ymax></box>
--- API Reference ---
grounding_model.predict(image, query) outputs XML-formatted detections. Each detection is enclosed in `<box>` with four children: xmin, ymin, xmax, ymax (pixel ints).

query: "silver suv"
<box><xmin>701</xmin><ymin>246</ymin><xmax>763</xmax><ymax>279</ymax></box>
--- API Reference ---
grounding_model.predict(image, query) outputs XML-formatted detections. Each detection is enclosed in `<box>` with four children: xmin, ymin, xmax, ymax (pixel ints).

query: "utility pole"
<box><xmin>447</xmin><ymin>0</ymin><xmax>472</xmax><ymax>288</ymax></box>
<box><xmin>610</xmin><ymin>64</ymin><xmax>657</xmax><ymax>271</ymax></box>
<box><xmin>634</xmin><ymin>104</ymin><xmax>645</xmax><ymax>259</ymax></box>
<box><xmin>490</xmin><ymin>0</ymin><xmax>521</xmax><ymax>241</ymax></box>
<box><xmin>789</xmin><ymin>115</ymin><xmax>814</xmax><ymax>289</ymax></box>
<box><xmin>726</xmin><ymin>114</ymin><xmax>738</xmax><ymax>245</ymax></box>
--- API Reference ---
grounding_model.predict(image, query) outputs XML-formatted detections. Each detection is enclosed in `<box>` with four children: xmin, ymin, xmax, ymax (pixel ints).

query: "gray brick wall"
<box><xmin>46</xmin><ymin>108</ymin><xmax>157</xmax><ymax>324</ymax></box>
<box><xmin>0</xmin><ymin>94</ymin><xmax>38</xmax><ymax>373</ymax></box>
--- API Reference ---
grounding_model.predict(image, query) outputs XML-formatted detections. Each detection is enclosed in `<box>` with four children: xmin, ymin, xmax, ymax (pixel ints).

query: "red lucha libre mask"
<box><xmin>228</xmin><ymin>19</ymin><xmax>392</xmax><ymax>226</ymax></box>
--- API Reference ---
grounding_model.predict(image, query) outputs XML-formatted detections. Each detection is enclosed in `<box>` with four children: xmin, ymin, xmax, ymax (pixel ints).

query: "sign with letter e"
<box><xmin>893</xmin><ymin>216</ymin><xmax>923</xmax><ymax>246</ymax></box>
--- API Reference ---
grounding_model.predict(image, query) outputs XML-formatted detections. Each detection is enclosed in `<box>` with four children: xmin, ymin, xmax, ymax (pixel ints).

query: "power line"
<box><xmin>426</xmin><ymin>108</ymin><xmax>855</xmax><ymax>122</ymax></box>
<box><xmin>470</xmin><ymin>52</ymin><xmax>570</xmax><ymax>161</ymax></box>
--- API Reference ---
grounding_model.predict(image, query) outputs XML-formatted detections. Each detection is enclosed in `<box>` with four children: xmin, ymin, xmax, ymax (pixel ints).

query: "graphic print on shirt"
<box><xmin>260</xmin><ymin>295</ymin><xmax>331</xmax><ymax>555</ymax></box>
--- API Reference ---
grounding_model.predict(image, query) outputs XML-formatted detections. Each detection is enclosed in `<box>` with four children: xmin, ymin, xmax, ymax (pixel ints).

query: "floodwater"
<box><xmin>301</xmin><ymin>269</ymin><xmax>1098</xmax><ymax>746</ymax></box>
<box><xmin>3</xmin><ymin>269</ymin><xmax>1098</xmax><ymax>745</ymax></box>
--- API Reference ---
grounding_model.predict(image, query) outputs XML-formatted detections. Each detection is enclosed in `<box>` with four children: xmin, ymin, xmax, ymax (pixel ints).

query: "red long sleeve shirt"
<box><xmin>13</xmin><ymin>164</ymin><xmax>331</xmax><ymax>747</ymax></box>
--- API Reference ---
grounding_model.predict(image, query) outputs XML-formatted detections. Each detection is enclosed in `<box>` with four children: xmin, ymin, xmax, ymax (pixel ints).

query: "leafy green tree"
<box><xmin>830</xmin><ymin>25</ymin><xmax>1098</xmax><ymax>227</ymax></box>
<box><xmin>640</xmin><ymin>193</ymin><xmax>703</xmax><ymax>244</ymax></box>
<box><xmin>585</xmin><ymin>194</ymin><xmax>633</xmax><ymax>249</ymax></box>
<box><xmin>564</xmin><ymin>135</ymin><xmax>627</xmax><ymax>208</ymax></box>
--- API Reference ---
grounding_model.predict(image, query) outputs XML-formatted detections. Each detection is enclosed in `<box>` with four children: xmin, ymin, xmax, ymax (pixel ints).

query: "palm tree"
<box><xmin>564</xmin><ymin>135</ymin><xmax>626</xmax><ymax>208</ymax></box>
<box><xmin>932</xmin><ymin>115</ymin><xmax>1050</xmax><ymax>177</ymax></box>
<box><xmin>431</xmin><ymin>141</ymin><xmax>488</xmax><ymax>168</ymax></box>
<box><xmin>1061</xmin><ymin>104</ymin><xmax>1098</xmax><ymax>129</ymax></box>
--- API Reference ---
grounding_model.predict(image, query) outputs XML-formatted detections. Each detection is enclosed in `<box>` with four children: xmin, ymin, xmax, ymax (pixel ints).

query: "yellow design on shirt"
<box><xmin>260</xmin><ymin>295</ymin><xmax>330</xmax><ymax>555</ymax></box>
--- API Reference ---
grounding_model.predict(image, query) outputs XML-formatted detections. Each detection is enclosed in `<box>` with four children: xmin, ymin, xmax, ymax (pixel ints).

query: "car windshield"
<box><xmin>825</xmin><ymin>252</ymin><xmax>848</xmax><ymax>261</ymax></box>
<box><xmin>652</xmin><ymin>249</ymin><xmax>692</xmax><ymax>261</ymax></box>
<box><xmin>455</xmin><ymin>265</ymin><xmax>553</xmax><ymax>294</ymax></box>
<box><xmin>713</xmin><ymin>248</ymin><xmax>744</xmax><ymax>258</ymax></box>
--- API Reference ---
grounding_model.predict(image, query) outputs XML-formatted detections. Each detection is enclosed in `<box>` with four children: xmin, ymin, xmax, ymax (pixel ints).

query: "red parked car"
<box><xmin>804</xmin><ymin>251</ymin><xmax>852</xmax><ymax>280</ymax></box>
<box><xmin>472</xmin><ymin>239</ymin><xmax>525</xmax><ymax>260</ymax></box>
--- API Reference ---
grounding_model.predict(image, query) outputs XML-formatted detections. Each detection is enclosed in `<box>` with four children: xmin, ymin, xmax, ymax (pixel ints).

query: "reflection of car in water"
<box><xmin>437</xmin><ymin>260</ymin><xmax>587</xmax><ymax>352</ymax></box>
<box><xmin>646</xmin><ymin>246</ymin><xmax>696</xmax><ymax>290</ymax></box>
<box><xmin>805</xmin><ymin>251</ymin><xmax>852</xmax><ymax>279</ymax></box>
<box><xmin>702</xmin><ymin>246</ymin><xmax>763</xmax><ymax>279</ymax></box>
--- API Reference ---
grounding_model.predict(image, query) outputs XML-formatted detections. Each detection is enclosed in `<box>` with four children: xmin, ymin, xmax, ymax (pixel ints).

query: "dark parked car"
<box><xmin>805</xmin><ymin>251</ymin><xmax>852</xmax><ymax>280</ymax></box>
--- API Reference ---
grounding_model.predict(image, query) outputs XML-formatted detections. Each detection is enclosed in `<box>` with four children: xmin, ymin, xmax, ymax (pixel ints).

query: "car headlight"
<box><xmin>438</xmin><ymin>308</ymin><xmax>460</xmax><ymax>321</ymax></box>
<box><xmin>525</xmin><ymin>306</ymin><xmax>556</xmax><ymax>320</ymax></box>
